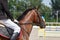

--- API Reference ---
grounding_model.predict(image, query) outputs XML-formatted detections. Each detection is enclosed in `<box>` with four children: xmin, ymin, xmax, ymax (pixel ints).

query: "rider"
<box><xmin>0</xmin><ymin>0</ymin><xmax>21</xmax><ymax>40</ymax></box>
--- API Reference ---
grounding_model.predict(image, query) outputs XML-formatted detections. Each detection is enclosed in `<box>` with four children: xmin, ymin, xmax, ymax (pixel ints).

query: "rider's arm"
<box><xmin>1</xmin><ymin>0</ymin><xmax>14</xmax><ymax>21</ymax></box>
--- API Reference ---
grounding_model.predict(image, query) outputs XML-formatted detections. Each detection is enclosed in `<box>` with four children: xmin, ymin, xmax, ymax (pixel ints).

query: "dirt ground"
<box><xmin>29</xmin><ymin>28</ymin><xmax>60</xmax><ymax>40</ymax></box>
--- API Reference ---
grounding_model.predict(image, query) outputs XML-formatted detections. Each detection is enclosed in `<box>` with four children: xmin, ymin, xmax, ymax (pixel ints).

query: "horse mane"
<box><xmin>17</xmin><ymin>8</ymin><xmax>36</xmax><ymax>21</ymax></box>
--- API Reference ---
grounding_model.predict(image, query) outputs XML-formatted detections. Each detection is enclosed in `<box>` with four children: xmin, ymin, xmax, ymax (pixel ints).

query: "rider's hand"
<box><xmin>14</xmin><ymin>19</ymin><xmax>19</xmax><ymax>23</ymax></box>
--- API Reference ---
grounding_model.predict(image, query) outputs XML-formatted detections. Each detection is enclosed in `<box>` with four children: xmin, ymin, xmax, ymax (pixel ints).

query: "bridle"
<box><xmin>19</xmin><ymin>9</ymin><xmax>41</xmax><ymax>35</ymax></box>
<box><xmin>34</xmin><ymin>9</ymin><xmax>42</xmax><ymax>25</ymax></box>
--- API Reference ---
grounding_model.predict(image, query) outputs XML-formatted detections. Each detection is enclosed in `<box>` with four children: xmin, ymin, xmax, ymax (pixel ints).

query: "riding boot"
<box><xmin>10</xmin><ymin>32</ymin><xmax>20</xmax><ymax>40</ymax></box>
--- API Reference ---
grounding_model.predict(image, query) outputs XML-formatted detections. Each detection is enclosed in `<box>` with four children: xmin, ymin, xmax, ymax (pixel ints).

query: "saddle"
<box><xmin>0</xmin><ymin>21</ymin><xmax>14</xmax><ymax>39</ymax></box>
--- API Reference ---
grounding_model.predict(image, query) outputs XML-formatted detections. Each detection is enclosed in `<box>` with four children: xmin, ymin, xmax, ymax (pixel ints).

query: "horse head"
<box><xmin>32</xmin><ymin>8</ymin><xmax>46</xmax><ymax>28</ymax></box>
<box><xmin>17</xmin><ymin>8</ymin><xmax>46</xmax><ymax>40</ymax></box>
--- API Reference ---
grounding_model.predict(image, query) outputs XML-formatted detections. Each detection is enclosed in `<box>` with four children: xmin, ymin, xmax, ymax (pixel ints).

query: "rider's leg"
<box><xmin>2</xmin><ymin>19</ymin><xmax>21</xmax><ymax>40</ymax></box>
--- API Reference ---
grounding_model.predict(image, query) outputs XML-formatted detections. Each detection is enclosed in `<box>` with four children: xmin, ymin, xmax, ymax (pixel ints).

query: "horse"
<box><xmin>0</xmin><ymin>8</ymin><xmax>46</xmax><ymax>40</ymax></box>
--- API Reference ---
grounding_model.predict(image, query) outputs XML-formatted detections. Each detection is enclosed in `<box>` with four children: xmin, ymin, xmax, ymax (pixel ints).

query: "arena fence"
<box><xmin>33</xmin><ymin>22</ymin><xmax>60</xmax><ymax>37</ymax></box>
<box><xmin>46</xmin><ymin>22</ymin><xmax>60</xmax><ymax>26</ymax></box>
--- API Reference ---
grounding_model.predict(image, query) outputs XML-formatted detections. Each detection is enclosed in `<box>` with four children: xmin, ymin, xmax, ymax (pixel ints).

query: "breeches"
<box><xmin>1</xmin><ymin>19</ymin><xmax>21</xmax><ymax>33</ymax></box>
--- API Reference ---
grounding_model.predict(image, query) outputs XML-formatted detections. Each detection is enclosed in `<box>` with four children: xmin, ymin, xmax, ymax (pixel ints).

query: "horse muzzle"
<box><xmin>40</xmin><ymin>22</ymin><xmax>46</xmax><ymax>29</ymax></box>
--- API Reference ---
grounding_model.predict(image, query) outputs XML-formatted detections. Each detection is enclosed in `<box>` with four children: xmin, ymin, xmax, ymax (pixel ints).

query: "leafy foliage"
<box><xmin>51</xmin><ymin>0</ymin><xmax>60</xmax><ymax>22</ymax></box>
<box><xmin>51</xmin><ymin>0</ymin><xmax>60</xmax><ymax>10</ymax></box>
<box><xmin>8</xmin><ymin>0</ymin><xmax>52</xmax><ymax>22</ymax></box>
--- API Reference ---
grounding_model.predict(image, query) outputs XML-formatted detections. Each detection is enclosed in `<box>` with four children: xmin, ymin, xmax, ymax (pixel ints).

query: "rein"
<box><xmin>18</xmin><ymin>23</ymin><xmax>33</xmax><ymax>36</ymax></box>
<box><xmin>19</xmin><ymin>22</ymin><xmax>40</xmax><ymax>25</ymax></box>
<box><xmin>15</xmin><ymin>22</ymin><xmax>33</xmax><ymax>25</ymax></box>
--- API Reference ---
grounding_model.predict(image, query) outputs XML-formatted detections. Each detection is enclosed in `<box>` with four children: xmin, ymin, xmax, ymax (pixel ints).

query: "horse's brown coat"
<box><xmin>0</xmin><ymin>8</ymin><xmax>46</xmax><ymax>40</ymax></box>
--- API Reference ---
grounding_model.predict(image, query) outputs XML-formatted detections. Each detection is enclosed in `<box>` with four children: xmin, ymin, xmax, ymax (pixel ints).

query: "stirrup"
<box><xmin>10</xmin><ymin>32</ymin><xmax>19</xmax><ymax>40</ymax></box>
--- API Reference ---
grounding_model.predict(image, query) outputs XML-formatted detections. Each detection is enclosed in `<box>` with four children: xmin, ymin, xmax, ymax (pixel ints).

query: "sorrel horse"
<box><xmin>0</xmin><ymin>8</ymin><xmax>46</xmax><ymax>40</ymax></box>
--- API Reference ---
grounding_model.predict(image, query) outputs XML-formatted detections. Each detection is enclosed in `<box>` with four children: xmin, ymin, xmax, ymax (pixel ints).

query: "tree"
<box><xmin>51</xmin><ymin>0</ymin><xmax>60</xmax><ymax>22</ymax></box>
<box><xmin>40</xmin><ymin>4</ymin><xmax>52</xmax><ymax>22</ymax></box>
<box><xmin>29</xmin><ymin>0</ymin><xmax>42</xmax><ymax>9</ymax></box>
<box><xmin>8</xmin><ymin>0</ymin><xmax>43</xmax><ymax>18</ymax></box>
<box><xmin>8</xmin><ymin>0</ymin><xmax>52</xmax><ymax>22</ymax></box>
<box><xmin>8</xmin><ymin>0</ymin><xmax>28</xmax><ymax>18</ymax></box>
<box><xmin>51</xmin><ymin>0</ymin><xmax>60</xmax><ymax>10</ymax></box>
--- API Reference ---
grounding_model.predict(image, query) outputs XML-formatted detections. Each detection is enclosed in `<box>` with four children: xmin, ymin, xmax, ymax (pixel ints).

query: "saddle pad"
<box><xmin>0</xmin><ymin>26</ymin><xmax>12</xmax><ymax>38</ymax></box>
